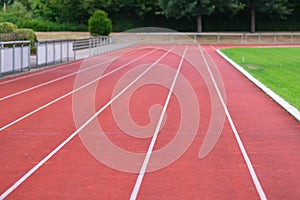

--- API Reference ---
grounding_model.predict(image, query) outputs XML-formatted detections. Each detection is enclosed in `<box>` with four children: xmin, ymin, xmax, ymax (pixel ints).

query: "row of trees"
<box><xmin>0</xmin><ymin>0</ymin><xmax>299</xmax><ymax>32</ymax></box>
<box><xmin>159</xmin><ymin>0</ymin><xmax>295</xmax><ymax>32</ymax></box>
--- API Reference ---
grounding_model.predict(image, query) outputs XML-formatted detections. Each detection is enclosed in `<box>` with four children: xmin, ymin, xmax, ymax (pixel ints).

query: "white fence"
<box><xmin>134</xmin><ymin>32</ymin><xmax>300</xmax><ymax>44</ymax></box>
<box><xmin>0</xmin><ymin>41</ymin><xmax>30</xmax><ymax>77</ymax></box>
<box><xmin>36</xmin><ymin>39</ymin><xmax>75</xmax><ymax>67</ymax></box>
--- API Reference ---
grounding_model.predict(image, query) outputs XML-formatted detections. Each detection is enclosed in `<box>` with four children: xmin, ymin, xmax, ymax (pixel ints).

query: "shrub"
<box><xmin>88</xmin><ymin>10</ymin><xmax>112</xmax><ymax>36</ymax></box>
<box><xmin>0</xmin><ymin>22</ymin><xmax>18</xmax><ymax>33</ymax></box>
<box><xmin>20</xmin><ymin>19</ymin><xmax>88</xmax><ymax>32</ymax></box>
<box><xmin>15</xmin><ymin>28</ymin><xmax>37</xmax><ymax>53</ymax></box>
<box><xmin>20</xmin><ymin>19</ymin><xmax>62</xmax><ymax>32</ymax></box>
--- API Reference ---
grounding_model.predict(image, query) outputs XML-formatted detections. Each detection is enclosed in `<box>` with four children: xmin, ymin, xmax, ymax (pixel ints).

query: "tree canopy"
<box><xmin>0</xmin><ymin>0</ymin><xmax>299</xmax><ymax>32</ymax></box>
<box><xmin>158</xmin><ymin>0</ymin><xmax>246</xmax><ymax>32</ymax></box>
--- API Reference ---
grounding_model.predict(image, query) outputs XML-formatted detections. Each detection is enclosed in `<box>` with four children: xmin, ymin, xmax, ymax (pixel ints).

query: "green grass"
<box><xmin>221</xmin><ymin>47</ymin><xmax>300</xmax><ymax>111</ymax></box>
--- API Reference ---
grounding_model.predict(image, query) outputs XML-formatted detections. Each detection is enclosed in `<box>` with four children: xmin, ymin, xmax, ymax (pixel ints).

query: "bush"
<box><xmin>0</xmin><ymin>22</ymin><xmax>18</xmax><ymax>33</ymax></box>
<box><xmin>88</xmin><ymin>10</ymin><xmax>112</xmax><ymax>36</ymax></box>
<box><xmin>20</xmin><ymin>19</ymin><xmax>87</xmax><ymax>32</ymax></box>
<box><xmin>20</xmin><ymin>19</ymin><xmax>62</xmax><ymax>32</ymax></box>
<box><xmin>15</xmin><ymin>28</ymin><xmax>37</xmax><ymax>53</ymax></box>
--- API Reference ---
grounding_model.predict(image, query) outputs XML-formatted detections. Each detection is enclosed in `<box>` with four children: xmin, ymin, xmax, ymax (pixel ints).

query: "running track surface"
<box><xmin>0</xmin><ymin>44</ymin><xmax>299</xmax><ymax>200</ymax></box>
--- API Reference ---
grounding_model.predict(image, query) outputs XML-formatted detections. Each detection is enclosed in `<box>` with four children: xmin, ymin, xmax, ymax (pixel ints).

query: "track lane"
<box><xmin>1</xmin><ymin>44</ymin><xmax>299</xmax><ymax>200</ymax></box>
<box><xmin>204</xmin><ymin>45</ymin><xmax>300</xmax><ymax>199</ymax></box>
<box><xmin>130</xmin><ymin>45</ymin><xmax>261</xmax><ymax>199</ymax></box>
<box><xmin>0</xmin><ymin>47</ymin><xmax>157</xmax><ymax>129</ymax></box>
<box><xmin>0</xmin><ymin>46</ymin><xmax>176</xmax><ymax>199</ymax></box>
<box><xmin>0</xmin><ymin>46</ymin><xmax>143</xmax><ymax>98</ymax></box>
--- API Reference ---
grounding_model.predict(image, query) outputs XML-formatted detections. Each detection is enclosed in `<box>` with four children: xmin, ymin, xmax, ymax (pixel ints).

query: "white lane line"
<box><xmin>0</xmin><ymin>48</ymin><xmax>157</xmax><ymax>132</ymax></box>
<box><xmin>0</xmin><ymin>60</ymin><xmax>81</xmax><ymax>85</ymax></box>
<box><xmin>0</xmin><ymin>47</ymin><xmax>145</xmax><ymax>101</ymax></box>
<box><xmin>198</xmin><ymin>46</ymin><xmax>267</xmax><ymax>200</ymax></box>
<box><xmin>0</xmin><ymin>46</ymin><xmax>136</xmax><ymax>86</ymax></box>
<box><xmin>0</xmin><ymin>46</ymin><xmax>173</xmax><ymax>200</ymax></box>
<box><xmin>129</xmin><ymin>46</ymin><xmax>187</xmax><ymax>200</ymax></box>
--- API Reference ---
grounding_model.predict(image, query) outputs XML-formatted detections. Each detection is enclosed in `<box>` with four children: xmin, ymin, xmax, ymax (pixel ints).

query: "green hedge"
<box><xmin>0</xmin><ymin>22</ymin><xmax>18</xmax><ymax>33</ymax></box>
<box><xmin>88</xmin><ymin>10</ymin><xmax>112</xmax><ymax>36</ymax></box>
<box><xmin>15</xmin><ymin>28</ymin><xmax>37</xmax><ymax>53</ymax></box>
<box><xmin>20</xmin><ymin>19</ymin><xmax>87</xmax><ymax>32</ymax></box>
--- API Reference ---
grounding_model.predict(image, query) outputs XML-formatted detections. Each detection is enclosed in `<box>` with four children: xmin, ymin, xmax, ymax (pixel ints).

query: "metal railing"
<box><xmin>135</xmin><ymin>32</ymin><xmax>300</xmax><ymax>44</ymax></box>
<box><xmin>74</xmin><ymin>36</ymin><xmax>112</xmax><ymax>50</ymax></box>
<box><xmin>194</xmin><ymin>32</ymin><xmax>300</xmax><ymax>44</ymax></box>
<box><xmin>0</xmin><ymin>40</ymin><xmax>30</xmax><ymax>77</ymax></box>
<box><xmin>35</xmin><ymin>39</ymin><xmax>75</xmax><ymax>67</ymax></box>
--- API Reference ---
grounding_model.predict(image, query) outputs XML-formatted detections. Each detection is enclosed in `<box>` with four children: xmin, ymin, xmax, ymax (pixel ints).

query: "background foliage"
<box><xmin>0</xmin><ymin>0</ymin><xmax>299</xmax><ymax>32</ymax></box>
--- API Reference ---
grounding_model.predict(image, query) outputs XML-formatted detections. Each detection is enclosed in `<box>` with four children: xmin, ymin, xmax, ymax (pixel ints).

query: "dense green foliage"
<box><xmin>0</xmin><ymin>21</ymin><xmax>37</xmax><ymax>52</ymax></box>
<box><xmin>0</xmin><ymin>21</ymin><xmax>17</xmax><ymax>32</ymax></box>
<box><xmin>88</xmin><ymin>10</ymin><xmax>112</xmax><ymax>36</ymax></box>
<box><xmin>0</xmin><ymin>0</ymin><xmax>299</xmax><ymax>32</ymax></box>
<box><xmin>15</xmin><ymin>28</ymin><xmax>37</xmax><ymax>52</ymax></box>
<box><xmin>158</xmin><ymin>0</ymin><xmax>244</xmax><ymax>32</ymax></box>
<box><xmin>221</xmin><ymin>47</ymin><xmax>300</xmax><ymax>110</ymax></box>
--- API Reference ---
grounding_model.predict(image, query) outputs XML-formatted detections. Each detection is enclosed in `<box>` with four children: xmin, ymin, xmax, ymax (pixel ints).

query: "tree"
<box><xmin>88</xmin><ymin>10</ymin><xmax>112</xmax><ymax>35</ymax></box>
<box><xmin>244</xmin><ymin>0</ymin><xmax>294</xmax><ymax>32</ymax></box>
<box><xmin>158</xmin><ymin>0</ymin><xmax>244</xmax><ymax>32</ymax></box>
<box><xmin>106</xmin><ymin>0</ymin><xmax>158</xmax><ymax>18</ymax></box>
<box><xmin>0</xmin><ymin>0</ymin><xmax>13</xmax><ymax>12</ymax></box>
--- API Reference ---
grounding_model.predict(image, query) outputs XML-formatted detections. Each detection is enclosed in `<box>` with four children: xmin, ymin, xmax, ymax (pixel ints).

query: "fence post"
<box><xmin>28</xmin><ymin>43</ymin><xmax>31</xmax><ymax>71</ymax></box>
<box><xmin>67</xmin><ymin>40</ymin><xmax>70</xmax><ymax>62</ymax></box>
<box><xmin>21</xmin><ymin>43</ymin><xmax>24</xmax><ymax>72</ymax></box>
<box><xmin>0</xmin><ymin>46</ymin><xmax>2</xmax><ymax>78</ymax></box>
<box><xmin>89</xmin><ymin>38</ymin><xmax>92</xmax><ymax>57</ymax></box>
<box><xmin>45</xmin><ymin>41</ymin><xmax>48</xmax><ymax>66</ymax></box>
<box><xmin>12</xmin><ymin>44</ymin><xmax>16</xmax><ymax>74</ymax></box>
<box><xmin>60</xmin><ymin>41</ymin><xmax>63</xmax><ymax>63</ymax></box>
<box><xmin>53</xmin><ymin>41</ymin><xmax>56</xmax><ymax>65</ymax></box>
<box><xmin>74</xmin><ymin>39</ymin><xmax>76</xmax><ymax>60</ymax></box>
<box><xmin>36</xmin><ymin>42</ymin><xmax>38</xmax><ymax>68</ymax></box>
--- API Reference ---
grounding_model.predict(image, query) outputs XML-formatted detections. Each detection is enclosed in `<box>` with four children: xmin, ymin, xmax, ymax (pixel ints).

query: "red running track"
<box><xmin>0</xmin><ymin>44</ymin><xmax>299</xmax><ymax>200</ymax></box>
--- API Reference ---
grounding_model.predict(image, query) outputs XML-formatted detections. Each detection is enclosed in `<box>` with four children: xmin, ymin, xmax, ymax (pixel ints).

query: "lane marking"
<box><xmin>129</xmin><ymin>46</ymin><xmax>187</xmax><ymax>200</ymax></box>
<box><xmin>0</xmin><ymin>48</ymin><xmax>157</xmax><ymax>132</ymax></box>
<box><xmin>0</xmin><ymin>46</ymin><xmax>137</xmax><ymax>85</ymax></box>
<box><xmin>0</xmin><ymin>60</ymin><xmax>81</xmax><ymax>85</ymax></box>
<box><xmin>198</xmin><ymin>45</ymin><xmax>267</xmax><ymax>200</ymax></box>
<box><xmin>0</xmin><ymin>47</ymin><xmax>148</xmax><ymax>101</ymax></box>
<box><xmin>0</xmin><ymin>47</ymin><xmax>174</xmax><ymax>200</ymax></box>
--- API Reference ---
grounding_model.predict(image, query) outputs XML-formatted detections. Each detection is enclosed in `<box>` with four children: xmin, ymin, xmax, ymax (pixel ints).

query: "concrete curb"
<box><xmin>217</xmin><ymin>49</ymin><xmax>300</xmax><ymax>122</ymax></box>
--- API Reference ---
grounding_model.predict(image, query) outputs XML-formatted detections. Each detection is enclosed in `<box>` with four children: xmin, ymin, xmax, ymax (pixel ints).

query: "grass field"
<box><xmin>221</xmin><ymin>47</ymin><xmax>300</xmax><ymax>111</ymax></box>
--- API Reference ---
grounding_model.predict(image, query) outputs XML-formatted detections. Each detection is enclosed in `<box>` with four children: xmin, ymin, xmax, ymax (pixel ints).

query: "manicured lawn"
<box><xmin>221</xmin><ymin>47</ymin><xmax>300</xmax><ymax>110</ymax></box>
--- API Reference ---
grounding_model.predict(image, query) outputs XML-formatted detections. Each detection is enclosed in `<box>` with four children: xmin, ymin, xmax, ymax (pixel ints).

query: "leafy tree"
<box><xmin>29</xmin><ymin>0</ymin><xmax>93</xmax><ymax>24</ymax></box>
<box><xmin>250</xmin><ymin>0</ymin><xmax>293</xmax><ymax>32</ymax></box>
<box><xmin>245</xmin><ymin>0</ymin><xmax>294</xmax><ymax>32</ymax></box>
<box><xmin>88</xmin><ymin>10</ymin><xmax>112</xmax><ymax>35</ymax></box>
<box><xmin>158</xmin><ymin>0</ymin><xmax>244</xmax><ymax>32</ymax></box>
<box><xmin>106</xmin><ymin>0</ymin><xmax>158</xmax><ymax>18</ymax></box>
<box><xmin>0</xmin><ymin>0</ymin><xmax>14</xmax><ymax>12</ymax></box>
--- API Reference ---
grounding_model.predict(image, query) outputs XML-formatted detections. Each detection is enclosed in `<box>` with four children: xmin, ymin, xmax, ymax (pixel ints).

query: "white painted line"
<box><xmin>199</xmin><ymin>46</ymin><xmax>267</xmax><ymax>200</ymax></box>
<box><xmin>0</xmin><ymin>48</ymin><xmax>157</xmax><ymax>132</ymax></box>
<box><xmin>217</xmin><ymin>49</ymin><xmax>300</xmax><ymax>122</ymax></box>
<box><xmin>130</xmin><ymin>46</ymin><xmax>187</xmax><ymax>200</ymax></box>
<box><xmin>0</xmin><ymin>46</ymin><xmax>145</xmax><ymax>101</ymax></box>
<box><xmin>0</xmin><ymin>46</ymin><xmax>136</xmax><ymax>85</ymax></box>
<box><xmin>0</xmin><ymin>47</ymin><xmax>173</xmax><ymax>200</ymax></box>
<box><xmin>0</xmin><ymin>60</ymin><xmax>81</xmax><ymax>85</ymax></box>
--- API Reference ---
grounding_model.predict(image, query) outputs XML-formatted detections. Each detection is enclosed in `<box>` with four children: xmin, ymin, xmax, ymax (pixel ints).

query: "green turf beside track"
<box><xmin>221</xmin><ymin>47</ymin><xmax>300</xmax><ymax>111</ymax></box>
